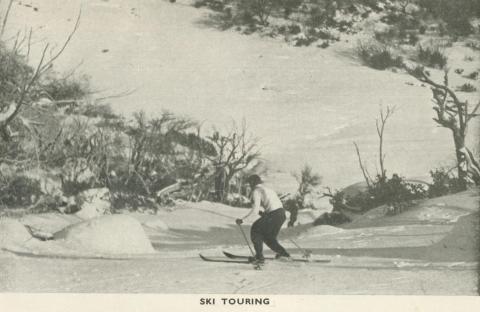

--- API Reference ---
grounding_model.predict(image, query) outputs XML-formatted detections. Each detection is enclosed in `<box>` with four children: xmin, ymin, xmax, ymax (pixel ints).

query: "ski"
<box><xmin>199</xmin><ymin>253</ymin><xmax>252</xmax><ymax>264</ymax></box>
<box><xmin>222</xmin><ymin>251</ymin><xmax>331</xmax><ymax>263</ymax></box>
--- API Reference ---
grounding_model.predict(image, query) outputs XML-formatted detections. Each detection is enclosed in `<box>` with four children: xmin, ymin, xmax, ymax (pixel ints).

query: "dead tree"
<box><xmin>206</xmin><ymin>120</ymin><xmax>260</xmax><ymax>202</ymax></box>
<box><xmin>0</xmin><ymin>10</ymin><xmax>81</xmax><ymax>143</ymax></box>
<box><xmin>353</xmin><ymin>105</ymin><xmax>395</xmax><ymax>187</ymax></box>
<box><xmin>408</xmin><ymin>67</ymin><xmax>480</xmax><ymax>188</ymax></box>
<box><xmin>353</xmin><ymin>141</ymin><xmax>373</xmax><ymax>188</ymax></box>
<box><xmin>376</xmin><ymin>105</ymin><xmax>395</xmax><ymax>180</ymax></box>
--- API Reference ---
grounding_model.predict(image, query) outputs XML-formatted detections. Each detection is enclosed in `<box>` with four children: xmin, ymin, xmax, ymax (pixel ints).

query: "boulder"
<box><xmin>0</xmin><ymin>219</ymin><xmax>32</xmax><ymax>248</ymax></box>
<box><xmin>75</xmin><ymin>188</ymin><xmax>111</xmax><ymax>220</ymax></box>
<box><xmin>53</xmin><ymin>215</ymin><xmax>155</xmax><ymax>254</ymax></box>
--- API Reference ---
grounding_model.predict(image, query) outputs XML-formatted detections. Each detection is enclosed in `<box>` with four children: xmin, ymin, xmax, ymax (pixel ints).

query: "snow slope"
<box><xmin>4</xmin><ymin>0</ymin><xmax>479</xmax><ymax>191</ymax></box>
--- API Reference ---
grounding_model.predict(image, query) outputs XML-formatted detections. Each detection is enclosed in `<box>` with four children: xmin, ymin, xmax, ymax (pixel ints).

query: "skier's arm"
<box><xmin>239</xmin><ymin>189</ymin><xmax>261</xmax><ymax>222</ymax></box>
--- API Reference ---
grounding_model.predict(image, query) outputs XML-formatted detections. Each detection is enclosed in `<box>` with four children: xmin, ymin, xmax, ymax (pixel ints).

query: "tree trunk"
<box><xmin>453</xmin><ymin>130</ymin><xmax>468</xmax><ymax>190</ymax></box>
<box><xmin>214</xmin><ymin>167</ymin><xmax>226</xmax><ymax>202</ymax></box>
<box><xmin>222</xmin><ymin>171</ymin><xmax>236</xmax><ymax>203</ymax></box>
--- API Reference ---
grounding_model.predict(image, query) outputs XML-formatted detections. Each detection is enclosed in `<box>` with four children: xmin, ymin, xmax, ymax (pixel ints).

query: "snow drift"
<box><xmin>0</xmin><ymin>219</ymin><xmax>32</xmax><ymax>248</ymax></box>
<box><xmin>53</xmin><ymin>215</ymin><xmax>155</xmax><ymax>254</ymax></box>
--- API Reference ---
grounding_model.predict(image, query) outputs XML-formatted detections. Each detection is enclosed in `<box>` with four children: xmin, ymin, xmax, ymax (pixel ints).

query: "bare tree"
<box><xmin>206</xmin><ymin>120</ymin><xmax>260</xmax><ymax>202</ymax></box>
<box><xmin>408</xmin><ymin>67</ymin><xmax>480</xmax><ymax>188</ymax></box>
<box><xmin>0</xmin><ymin>11</ymin><xmax>81</xmax><ymax>143</ymax></box>
<box><xmin>353</xmin><ymin>105</ymin><xmax>395</xmax><ymax>186</ymax></box>
<box><xmin>376</xmin><ymin>105</ymin><xmax>395</xmax><ymax>180</ymax></box>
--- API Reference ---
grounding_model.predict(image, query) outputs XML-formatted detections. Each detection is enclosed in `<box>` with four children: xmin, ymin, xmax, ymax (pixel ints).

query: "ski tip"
<box><xmin>222</xmin><ymin>251</ymin><xmax>236</xmax><ymax>259</ymax></box>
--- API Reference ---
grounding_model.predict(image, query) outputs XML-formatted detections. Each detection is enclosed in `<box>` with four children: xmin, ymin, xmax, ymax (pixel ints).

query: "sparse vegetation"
<box><xmin>407</xmin><ymin>66</ymin><xmax>480</xmax><ymax>189</ymax></box>
<box><xmin>428</xmin><ymin>167</ymin><xmax>463</xmax><ymax>198</ymax></box>
<box><xmin>465</xmin><ymin>71</ymin><xmax>479</xmax><ymax>80</ymax></box>
<box><xmin>283</xmin><ymin>164</ymin><xmax>322</xmax><ymax>226</ymax></box>
<box><xmin>357</xmin><ymin>39</ymin><xmax>404</xmax><ymax>70</ymax></box>
<box><xmin>417</xmin><ymin>43</ymin><xmax>447</xmax><ymax>69</ymax></box>
<box><xmin>418</xmin><ymin>0</ymin><xmax>478</xmax><ymax>36</ymax></box>
<box><xmin>457</xmin><ymin>83</ymin><xmax>477</xmax><ymax>93</ymax></box>
<box><xmin>42</xmin><ymin>75</ymin><xmax>91</xmax><ymax>101</ymax></box>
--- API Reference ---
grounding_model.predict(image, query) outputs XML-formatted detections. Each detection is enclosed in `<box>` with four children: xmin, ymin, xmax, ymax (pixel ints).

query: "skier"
<box><xmin>235</xmin><ymin>174</ymin><xmax>291</xmax><ymax>263</ymax></box>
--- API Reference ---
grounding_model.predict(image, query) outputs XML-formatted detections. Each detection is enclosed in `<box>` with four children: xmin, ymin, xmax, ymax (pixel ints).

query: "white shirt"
<box><xmin>241</xmin><ymin>184</ymin><xmax>283</xmax><ymax>221</ymax></box>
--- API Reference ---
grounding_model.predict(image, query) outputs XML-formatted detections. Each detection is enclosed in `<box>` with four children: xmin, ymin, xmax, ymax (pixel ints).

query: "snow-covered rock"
<box><xmin>53</xmin><ymin>215</ymin><xmax>155</xmax><ymax>254</ymax></box>
<box><xmin>0</xmin><ymin>219</ymin><xmax>32</xmax><ymax>248</ymax></box>
<box><xmin>75</xmin><ymin>188</ymin><xmax>111</xmax><ymax>220</ymax></box>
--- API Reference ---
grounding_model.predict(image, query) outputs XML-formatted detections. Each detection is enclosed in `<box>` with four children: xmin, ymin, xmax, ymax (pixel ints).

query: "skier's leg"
<box><xmin>250</xmin><ymin>218</ymin><xmax>265</xmax><ymax>260</ymax></box>
<box><xmin>264</xmin><ymin>209</ymin><xmax>290</xmax><ymax>257</ymax></box>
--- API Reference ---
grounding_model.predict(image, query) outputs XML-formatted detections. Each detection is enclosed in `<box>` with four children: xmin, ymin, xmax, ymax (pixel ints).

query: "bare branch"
<box><xmin>39</xmin><ymin>10</ymin><xmax>82</xmax><ymax>74</ymax></box>
<box><xmin>353</xmin><ymin>142</ymin><xmax>372</xmax><ymax>189</ymax></box>
<box><xmin>0</xmin><ymin>0</ymin><xmax>14</xmax><ymax>39</ymax></box>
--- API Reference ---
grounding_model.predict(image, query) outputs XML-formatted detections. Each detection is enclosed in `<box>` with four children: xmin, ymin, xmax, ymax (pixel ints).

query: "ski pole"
<box><xmin>237</xmin><ymin>223</ymin><xmax>255</xmax><ymax>257</ymax></box>
<box><xmin>288</xmin><ymin>238</ymin><xmax>312</xmax><ymax>259</ymax></box>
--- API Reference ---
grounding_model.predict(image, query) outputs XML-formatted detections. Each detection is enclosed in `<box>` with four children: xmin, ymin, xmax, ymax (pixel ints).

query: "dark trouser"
<box><xmin>250</xmin><ymin>208</ymin><xmax>290</xmax><ymax>259</ymax></box>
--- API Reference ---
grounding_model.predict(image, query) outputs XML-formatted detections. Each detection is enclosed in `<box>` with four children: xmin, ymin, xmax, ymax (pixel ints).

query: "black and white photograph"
<box><xmin>0</xmin><ymin>0</ymin><xmax>479</xmax><ymax>304</ymax></box>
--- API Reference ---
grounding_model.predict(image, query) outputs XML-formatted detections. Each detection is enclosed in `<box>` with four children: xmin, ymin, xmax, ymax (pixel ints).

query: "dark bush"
<box><xmin>318</xmin><ymin>41</ymin><xmax>330</xmax><ymax>49</ymax></box>
<box><xmin>417</xmin><ymin>44</ymin><xmax>447</xmax><ymax>69</ymax></box>
<box><xmin>313</xmin><ymin>211</ymin><xmax>350</xmax><ymax>226</ymax></box>
<box><xmin>465</xmin><ymin>71</ymin><xmax>479</xmax><ymax>80</ymax></box>
<box><xmin>193</xmin><ymin>0</ymin><xmax>226</xmax><ymax>11</ymax></box>
<box><xmin>457</xmin><ymin>83</ymin><xmax>477</xmax><ymax>93</ymax></box>
<box><xmin>465</xmin><ymin>41</ymin><xmax>480</xmax><ymax>51</ymax></box>
<box><xmin>74</xmin><ymin>103</ymin><xmax>120</xmax><ymax>119</ymax></box>
<box><xmin>428</xmin><ymin>168</ymin><xmax>463</xmax><ymax>198</ymax></box>
<box><xmin>345</xmin><ymin>174</ymin><xmax>427</xmax><ymax>212</ymax></box>
<box><xmin>418</xmin><ymin>0</ymin><xmax>478</xmax><ymax>36</ymax></box>
<box><xmin>0</xmin><ymin>176</ymin><xmax>42</xmax><ymax>207</ymax></box>
<box><xmin>0</xmin><ymin>44</ymin><xmax>36</xmax><ymax>112</ymax></box>
<box><xmin>279</xmin><ymin>0</ymin><xmax>303</xmax><ymax>18</ymax></box>
<box><xmin>357</xmin><ymin>40</ymin><xmax>404</xmax><ymax>70</ymax></box>
<box><xmin>419</xmin><ymin>25</ymin><xmax>427</xmax><ymax>34</ymax></box>
<box><xmin>408</xmin><ymin>33</ymin><xmax>420</xmax><ymax>46</ymax></box>
<box><xmin>42</xmin><ymin>75</ymin><xmax>90</xmax><ymax>101</ymax></box>
<box><xmin>237</xmin><ymin>0</ymin><xmax>275</xmax><ymax>26</ymax></box>
<box><xmin>294</xmin><ymin>34</ymin><xmax>316</xmax><ymax>47</ymax></box>
<box><xmin>288</xmin><ymin>23</ymin><xmax>302</xmax><ymax>35</ymax></box>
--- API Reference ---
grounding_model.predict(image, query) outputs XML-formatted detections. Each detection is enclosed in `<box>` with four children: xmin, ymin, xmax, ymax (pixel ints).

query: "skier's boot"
<box><xmin>275</xmin><ymin>253</ymin><xmax>293</xmax><ymax>262</ymax></box>
<box><xmin>248</xmin><ymin>255</ymin><xmax>265</xmax><ymax>264</ymax></box>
